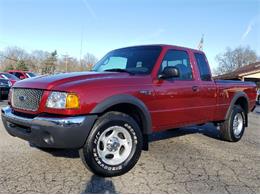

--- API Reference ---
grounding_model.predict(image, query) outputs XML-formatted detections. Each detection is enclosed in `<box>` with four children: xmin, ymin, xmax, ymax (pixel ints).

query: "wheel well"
<box><xmin>234</xmin><ymin>97</ymin><xmax>248</xmax><ymax>113</ymax></box>
<box><xmin>102</xmin><ymin>103</ymin><xmax>149</xmax><ymax>150</ymax></box>
<box><xmin>103</xmin><ymin>103</ymin><xmax>143</xmax><ymax>130</ymax></box>
<box><xmin>234</xmin><ymin>97</ymin><xmax>248</xmax><ymax>126</ymax></box>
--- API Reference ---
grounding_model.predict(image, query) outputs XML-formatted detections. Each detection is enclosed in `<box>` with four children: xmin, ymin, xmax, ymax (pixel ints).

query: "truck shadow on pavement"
<box><xmin>82</xmin><ymin>175</ymin><xmax>117</xmax><ymax>194</ymax></box>
<box><xmin>37</xmin><ymin>123</ymin><xmax>220</xmax><ymax>159</ymax></box>
<box><xmin>36</xmin><ymin>147</ymin><xmax>80</xmax><ymax>158</ymax></box>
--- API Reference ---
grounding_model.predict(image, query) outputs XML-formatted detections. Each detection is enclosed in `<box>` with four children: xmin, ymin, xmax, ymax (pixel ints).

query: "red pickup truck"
<box><xmin>2</xmin><ymin>45</ymin><xmax>256</xmax><ymax>177</ymax></box>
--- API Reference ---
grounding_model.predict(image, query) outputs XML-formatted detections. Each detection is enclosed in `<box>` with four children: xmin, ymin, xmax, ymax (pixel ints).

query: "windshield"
<box><xmin>92</xmin><ymin>46</ymin><xmax>162</xmax><ymax>74</ymax></box>
<box><xmin>1</xmin><ymin>73</ymin><xmax>19</xmax><ymax>80</ymax></box>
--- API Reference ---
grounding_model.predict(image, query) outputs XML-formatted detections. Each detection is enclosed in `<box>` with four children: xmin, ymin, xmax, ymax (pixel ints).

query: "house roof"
<box><xmin>214</xmin><ymin>61</ymin><xmax>260</xmax><ymax>79</ymax></box>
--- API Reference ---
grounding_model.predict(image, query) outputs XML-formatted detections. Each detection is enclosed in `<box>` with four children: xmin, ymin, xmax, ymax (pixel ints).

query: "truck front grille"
<box><xmin>12</xmin><ymin>88</ymin><xmax>44</xmax><ymax>111</ymax></box>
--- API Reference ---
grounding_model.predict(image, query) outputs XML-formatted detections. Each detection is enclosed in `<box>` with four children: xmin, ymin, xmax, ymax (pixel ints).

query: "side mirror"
<box><xmin>158</xmin><ymin>67</ymin><xmax>179</xmax><ymax>79</ymax></box>
<box><xmin>19</xmin><ymin>76</ymin><xmax>25</xmax><ymax>80</ymax></box>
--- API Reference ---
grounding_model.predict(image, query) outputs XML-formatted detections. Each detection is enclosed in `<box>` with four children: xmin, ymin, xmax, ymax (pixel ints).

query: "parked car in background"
<box><xmin>7</xmin><ymin>70</ymin><xmax>37</xmax><ymax>80</ymax></box>
<box><xmin>257</xmin><ymin>89</ymin><xmax>260</xmax><ymax>105</ymax></box>
<box><xmin>0</xmin><ymin>72</ymin><xmax>20</xmax><ymax>86</ymax></box>
<box><xmin>0</xmin><ymin>78</ymin><xmax>11</xmax><ymax>100</ymax></box>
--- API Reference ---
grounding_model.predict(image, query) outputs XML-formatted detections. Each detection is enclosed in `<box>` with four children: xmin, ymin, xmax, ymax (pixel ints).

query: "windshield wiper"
<box><xmin>104</xmin><ymin>68</ymin><xmax>135</xmax><ymax>75</ymax></box>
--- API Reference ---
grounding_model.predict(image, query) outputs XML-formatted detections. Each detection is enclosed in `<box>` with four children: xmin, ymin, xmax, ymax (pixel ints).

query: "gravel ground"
<box><xmin>0</xmin><ymin>100</ymin><xmax>259</xmax><ymax>193</ymax></box>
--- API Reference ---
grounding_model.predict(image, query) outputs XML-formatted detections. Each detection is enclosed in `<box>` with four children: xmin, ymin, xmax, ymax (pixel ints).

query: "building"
<box><xmin>214</xmin><ymin>62</ymin><xmax>260</xmax><ymax>88</ymax></box>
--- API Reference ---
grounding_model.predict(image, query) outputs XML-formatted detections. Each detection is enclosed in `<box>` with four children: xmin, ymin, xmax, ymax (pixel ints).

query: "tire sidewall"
<box><xmin>230</xmin><ymin>106</ymin><xmax>245</xmax><ymax>141</ymax></box>
<box><xmin>81</xmin><ymin>113</ymin><xmax>142</xmax><ymax>176</ymax></box>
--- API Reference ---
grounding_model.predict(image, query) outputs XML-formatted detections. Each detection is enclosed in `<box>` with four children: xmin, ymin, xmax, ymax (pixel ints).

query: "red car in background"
<box><xmin>0</xmin><ymin>72</ymin><xmax>20</xmax><ymax>86</ymax></box>
<box><xmin>7</xmin><ymin>70</ymin><xmax>37</xmax><ymax>80</ymax></box>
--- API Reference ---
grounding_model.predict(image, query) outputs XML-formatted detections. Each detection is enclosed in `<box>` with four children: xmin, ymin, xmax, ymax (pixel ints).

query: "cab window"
<box><xmin>194</xmin><ymin>53</ymin><xmax>212</xmax><ymax>81</ymax></box>
<box><xmin>160</xmin><ymin>50</ymin><xmax>193</xmax><ymax>80</ymax></box>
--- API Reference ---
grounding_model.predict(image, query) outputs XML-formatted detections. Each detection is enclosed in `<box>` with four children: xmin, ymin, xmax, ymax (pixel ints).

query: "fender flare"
<box><xmin>225</xmin><ymin>91</ymin><xmax>249</xmax><ymax>125</ymax></box>
<box><xmin>90</xmin><ymin>94</ymin><xmax>152</xmax><ymax>135</ymax></box>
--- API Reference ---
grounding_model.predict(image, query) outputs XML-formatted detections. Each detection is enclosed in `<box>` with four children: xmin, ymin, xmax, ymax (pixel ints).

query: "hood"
<box><xmin>13</xmin><ymin>71</ymin><xmax>129</xmax><ymax>90</ymax></box>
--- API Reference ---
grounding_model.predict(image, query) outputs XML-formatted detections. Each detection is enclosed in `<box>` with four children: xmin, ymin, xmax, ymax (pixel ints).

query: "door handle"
<box><xmin>192</xmin><ymin>86</ymin><xmax>199</xmax><ymax>92</ymax></box>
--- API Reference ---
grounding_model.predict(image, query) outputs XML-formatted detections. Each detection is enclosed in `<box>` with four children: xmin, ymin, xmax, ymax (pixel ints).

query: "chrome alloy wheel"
<box><xmin>97</xmin><ymin>126</ymin><xmax>133</xmax><ymax>166</ymax></box>
<box><xmin>233</xmin><ymin>113</ymin><xmax>243</xmax><ymax>137</ymax></box>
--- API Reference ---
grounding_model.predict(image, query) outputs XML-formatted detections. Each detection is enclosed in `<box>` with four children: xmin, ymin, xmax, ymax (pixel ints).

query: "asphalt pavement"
<box><xmin>0</xmin><ymin>100</ymin><xmax>259</xmax><ymax>193</ymax></box>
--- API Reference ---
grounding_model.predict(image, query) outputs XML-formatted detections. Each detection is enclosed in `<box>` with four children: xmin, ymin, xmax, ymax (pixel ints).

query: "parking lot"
<box><xmin>0</xmin><ymin>100</ymin><xmax>259</xmax><ymax>193</ymax></box>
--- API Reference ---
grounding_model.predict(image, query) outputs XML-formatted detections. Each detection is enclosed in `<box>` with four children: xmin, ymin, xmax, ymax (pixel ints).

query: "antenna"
<box><xmin>79</xmin><ymin>25</ymin><xmax>84</xmax><ymax>67</ymax></box>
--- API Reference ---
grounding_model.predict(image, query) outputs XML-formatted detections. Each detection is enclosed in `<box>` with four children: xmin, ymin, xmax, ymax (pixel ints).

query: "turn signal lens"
<box><xmin>66</xmin><ymin>94</ymin><xmax>80</xmax><ymax>109</ymax></box>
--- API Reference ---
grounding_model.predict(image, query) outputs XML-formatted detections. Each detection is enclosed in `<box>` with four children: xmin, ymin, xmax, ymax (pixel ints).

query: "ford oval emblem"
<box><xmin>19</xmin><ymin>96</ymin><xmax>26</xmax><ymax>101</ymax></box>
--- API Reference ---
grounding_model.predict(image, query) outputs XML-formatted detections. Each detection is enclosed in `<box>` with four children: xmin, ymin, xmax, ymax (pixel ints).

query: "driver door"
<box><xmin>151</xmin><ymin>49</ymin><xmax>202</xmax><ymax>130</ymax></box>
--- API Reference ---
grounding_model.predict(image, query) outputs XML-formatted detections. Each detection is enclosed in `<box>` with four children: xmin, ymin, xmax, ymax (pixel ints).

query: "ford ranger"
<box><xmin>1</xmin><ymin>45</ymin><xmax>257</xmax><ymax>177</ymax></box>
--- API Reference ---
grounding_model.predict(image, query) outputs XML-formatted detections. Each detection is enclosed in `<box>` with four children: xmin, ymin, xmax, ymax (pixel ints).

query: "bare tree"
<box><xmin>58</xmin><ymin>55</ymin><xmax>81</xmax><ymax>73</ymax></box>
<box><xmin>30</xmin><ymin>50</ymin><xmax>50</xmax><ymax>72</ymax></box>
<box><xmin>215</xmin><ymin>46</ymin><xmax>258</xmax><ymax>75</ymax></box>
<box><xmin>3</xmin><ymin>47</ymin><xmax>28</xmax><ymax>60</ymax></box>
<box><xmin>81</xmin><ymin>53</ymin><xmax>98</xmax><ymax>70</ymax></box>
<box><xmin>41</xmin><ymin>50</ymin><xmax>58</xmax><ymax>74</ymax></box>
<box><xmin>0</xmin><ymin>47</ymin><xmax>28</xmax><ymax>71</ymax></box>
<box><xmin>0</xmin><ymin>46</ymin><xmax>98</xmax><ymax>74</ymax></box>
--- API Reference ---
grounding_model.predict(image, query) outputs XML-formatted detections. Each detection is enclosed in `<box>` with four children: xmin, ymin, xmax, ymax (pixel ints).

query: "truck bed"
<box><xmin>214</xmin><ymin>79</ymin><xmax>256</xmax><ymax>121</ymax></box>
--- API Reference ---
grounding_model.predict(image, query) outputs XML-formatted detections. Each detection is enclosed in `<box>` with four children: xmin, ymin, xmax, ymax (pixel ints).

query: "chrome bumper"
<box><xmin>2</xmin><ymin>106</ymin><xmax>86</xmax><ymax>128</ymax></box>
<box><xmin>1</xmin><ymin>106</ymin><xmax>97</xmax><ymax>148</ymax></box>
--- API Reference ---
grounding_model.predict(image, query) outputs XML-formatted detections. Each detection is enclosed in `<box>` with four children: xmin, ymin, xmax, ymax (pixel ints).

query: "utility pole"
<box><xmin>62</xmin><ymin>53</ymin><xmax>72</xmax><ymax>72</ymax></box>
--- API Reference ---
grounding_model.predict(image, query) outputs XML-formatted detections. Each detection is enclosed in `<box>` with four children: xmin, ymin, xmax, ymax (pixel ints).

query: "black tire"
<box><xmin>220</xmin><ymin>105</ymin><xmax>246</xmax><ymax>142</ymax></box>
<box><xmin>79</xmin><ymin>111</ymin><xmax>143</xmax><ymax>177</ymax></box>
<box><xmin>257</xmin><ymin>96</ymin><xmax>260</xmax><ymax>105</ymax></box>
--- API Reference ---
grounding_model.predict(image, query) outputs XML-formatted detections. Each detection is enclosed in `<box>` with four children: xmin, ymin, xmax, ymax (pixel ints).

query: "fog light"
<box><xmin>43</xmin><ymin>134</ymin><xmax>54</xmax><ymax>145</ymax></box>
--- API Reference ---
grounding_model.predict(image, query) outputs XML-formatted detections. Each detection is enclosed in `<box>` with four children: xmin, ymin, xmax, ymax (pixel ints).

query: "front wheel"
<box><xmin>220</xmin><ymin>105</ymin><xmax>246</xmax><ymax>142</ymax></box>
<box><xmin>79</xmin><ymin>111</ymin><xmax>143</xmax><ymax>177</ymax></box>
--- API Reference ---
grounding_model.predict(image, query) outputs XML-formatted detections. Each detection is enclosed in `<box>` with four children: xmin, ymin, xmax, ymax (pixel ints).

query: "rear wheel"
<box><xmin>79</xmin><ymin>111</ymin><xmax>143</xmax><ymax>177</ymax></box>
<box><xmin>220</xmin><ymin>105</ymin><xmax>246</xmax><ymax>142</ymax></box>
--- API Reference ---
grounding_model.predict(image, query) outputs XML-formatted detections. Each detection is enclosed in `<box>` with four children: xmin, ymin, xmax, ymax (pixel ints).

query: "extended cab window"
<box><xmin>160</xmin><ymin>50</ymin><xmax>193</xmax><ymax>80</ymax></box>
<box><xmin>194</xmin><ymin>53</ymin><xmax>212</xmax><ymax>81</ymax></box>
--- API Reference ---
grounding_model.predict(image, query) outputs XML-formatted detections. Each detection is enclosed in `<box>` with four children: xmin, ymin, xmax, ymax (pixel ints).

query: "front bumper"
<box><xmin>1</xmin><ymin>106</ymin><xmax>97</xmax><ymax>149</ymax></box>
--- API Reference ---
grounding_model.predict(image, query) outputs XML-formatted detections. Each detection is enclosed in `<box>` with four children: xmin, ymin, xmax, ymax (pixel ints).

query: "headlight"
<box><xmin>46</xmin><ymin>92</ymin><xmax>80</xmax><ymax>109</ymax></box>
